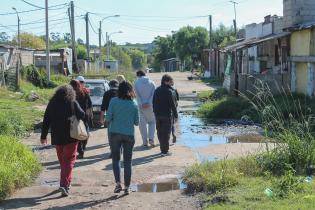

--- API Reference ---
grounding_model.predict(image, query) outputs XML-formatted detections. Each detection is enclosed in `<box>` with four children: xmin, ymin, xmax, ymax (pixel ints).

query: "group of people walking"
<box><xmin>40</xmin><ymin>71</ymin><xmax>179</xmax><ymax>197</ymax></box>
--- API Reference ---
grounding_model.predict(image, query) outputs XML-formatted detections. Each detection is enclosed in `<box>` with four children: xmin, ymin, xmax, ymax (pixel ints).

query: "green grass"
<box><xmin>184</xmin><ymin>158</ymin><xmax>315</xmax><ymax>210</ymax></box>
<box><xmin>0</xmin><ymin>135</ymin><xmax>41</xmax><ymax>200</ymax></box>
<box><xmin>202</xmin><ymin>176</ymin><xmax>315</xmax><ymax>210</ymax></box>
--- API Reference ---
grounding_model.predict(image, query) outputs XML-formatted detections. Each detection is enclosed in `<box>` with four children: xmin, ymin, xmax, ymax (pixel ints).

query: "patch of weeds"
<box><xmin>183</xmin><ymin>159</ymin><xmax>239</xmax><ymax>194</ymax></box>
<box><xmin>0</xmin><ymin>112</ymin><xmax>31</xmax><ymax>137</ymax></box>
<box><xmin>197</xmin><ymin>96</ymin><xmax>258</xmax><ymax>122</ymax></box>
<box><xmin>198</xmin><ymin>88</ymin><xmax>228</xmax><ymax>102</ymax></box>
<box><xmin>0</xmin><ymin>135</ymin><xmax>41</xmax><ymax>200</ymax></box>
<box><xmin>271</xmin><ymin>170</ymin><xmax>304</xmax><ymax>198</ymax></box>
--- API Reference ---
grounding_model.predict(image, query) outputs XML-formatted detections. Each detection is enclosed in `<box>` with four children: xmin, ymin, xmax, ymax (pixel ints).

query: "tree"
<box><xmin>63</xmin><ymin>33</ymin><xmax>71</xmax><ymax>44</ymax></box>
<box><xmin>12</xmin><ymin>32</ymin><xmax>45</xmax><ymax>49</ymax></box>
<box><xmin>111</xmin><ymin>46</ymin><xmax>132</xmax><ymax>70</ymax></box>
<box><xmin>77</xmin><ymin>38</ymin><xmax>84</xmax><ymax>45</ymax></box>
<box><xmin>0</xmin><ymin>32</ymin><xmax>10</xmax><ymax>44</ymax></box>
<box><xmin>76</xmin><ymin>45</ymin><xmax>87</xmax><ymax>59</ymax></box>
<box><xmin>50</xmin><ymin>32</ymin><xmax>61</xmax><ymax>42</ymax></box>
<box><xmin>174</xmin><ymin>26</ymin><xmax>209</xmax><ymax>67</ymax></box>
<box><xmin>152</xmin><ymin>35</ymin><xmax>176</xmax><ymax>70</ymax></box>
<box><xmin>211</xmin><ymin>24</ymin><xmax>236</xmax><ymax>48</ymax></box>
<box><xmin>128</xmin><ymin>49</ymin><xmax>147</xmax><ymax>70</ymax></box>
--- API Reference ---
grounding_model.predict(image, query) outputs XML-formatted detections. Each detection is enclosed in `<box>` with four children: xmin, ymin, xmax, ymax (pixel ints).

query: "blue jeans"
<box><xmin>109</xmin><ymin>133</ymin><xmax>135</xmax><ymax>187</ymax></box>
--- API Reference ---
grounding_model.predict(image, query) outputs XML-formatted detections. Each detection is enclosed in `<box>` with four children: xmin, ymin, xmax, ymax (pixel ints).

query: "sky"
<box><xmin>0</xmin><ymin>0</ymin><xmax>283</xmax><ymax>45</ymax></box>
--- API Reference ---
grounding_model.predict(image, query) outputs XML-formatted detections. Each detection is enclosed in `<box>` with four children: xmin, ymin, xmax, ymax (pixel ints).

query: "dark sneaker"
<box><xmin>142</xmin><ymin>144</ymin><xmax>148</xmax><ymax>147</ymax></box>
<box><xmin>124</xmin><ymin>187</ymin><xmax>130</xmax><ymax>195</ymax></box>
<box><xmin>161</xmin><ymin>152</ymin><xmax>172</xmax><ymax>157</ymax></box>
<box><xmin>59</xmin><ymin>187</ymin><xmax>69</xmax><ymax>197</ymax></box>
<box><xmin>114</xmin><ymin>184</ymin><xmax>122</xmax><ymax>193</ymax></box>
<box><xmin>77</xmin><ymin>153</ymin><xmax>84</xmax><ymax>159</ymax></box>
<box><xmin>172</xmin><ymin>136</ymin><xmax>177</xmax><ymax>143</ymax></box>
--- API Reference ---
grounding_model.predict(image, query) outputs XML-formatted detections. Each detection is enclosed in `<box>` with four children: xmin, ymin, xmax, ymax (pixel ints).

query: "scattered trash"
<box><xmin>304</xmin><ymin>176</ymin><xmax>312</xmax><ymax>183</ymax></box>
<box><xmin>264</xmin><ymin>188</ymin><xmax>273</xmax><ymax>197</ymax></box>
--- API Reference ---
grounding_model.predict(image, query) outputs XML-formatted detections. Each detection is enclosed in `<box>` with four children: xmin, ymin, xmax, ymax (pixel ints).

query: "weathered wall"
<box><xmin>296</xmin><ymin>62</ymin><xmax>308</xmax><ymax>94</ymax></box>
<box><xmin>291</xmin><ymin>29</ymin><xmax>311</xmax><ymax>56</ymax></box>
<box><xmin>284</xmin><ymin>0</ymin><xmax>315</xmax><ymax>28</ymax></box>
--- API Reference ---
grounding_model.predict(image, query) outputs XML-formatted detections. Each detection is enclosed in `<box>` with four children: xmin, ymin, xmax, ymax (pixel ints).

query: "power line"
<box><xmin>88</xmin><ymin>19</ymin><xmax>98</xmax><ymax>34</ymax></box>
<box><xmin>20</xmin><ymin>0</ymin><xmax>44</xmax><ymax>9</ymax></box>
<box><xmin>0</xmin><ymin>3</ymin><xmax>68</xmax><ymax>16</ymax></box>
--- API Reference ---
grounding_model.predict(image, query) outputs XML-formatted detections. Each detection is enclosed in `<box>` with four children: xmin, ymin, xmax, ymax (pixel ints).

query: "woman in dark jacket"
<box><xmin>40</xmin><ymin>85</ymin><xmax>85</xmax><ymax>197</ymax></box>
<box><xmin>70</xmin><ymin>79</ymin><xmax>93</xmax><ymax>159</ymax></box>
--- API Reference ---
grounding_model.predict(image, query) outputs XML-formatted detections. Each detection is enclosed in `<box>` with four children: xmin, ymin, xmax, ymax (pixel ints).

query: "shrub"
<box><xmin>183</xmin><ymin>160</ymin><xmax>239</xmax><ymax>194</ymax></box>
<box><xmin>0</xmin><ymin>135</ymin><xmax>41</xmax><ymax>200</ymax></box>
<box><xmin>197</xmin><ymin>96</ymin><xmax>258</xmax><ymax>122</ymax></box>
<box><xmin>271</xmin><ymin>170</ymin><xmax>304</xmax><ymax>198</ymax></box>
<box><xmin>0</xmin><ymin>112</ymin><xmax>31</xmax><ymax>137</ymax></box>
<box><xmin>198</xmin><ymin>88</ymin><xmax>228</xmax><ymax>102</ymax></box>
<box><xmin>21</xmin><ymin>65</ymin><xmax>56</xmax><ymax>88</ymax></box>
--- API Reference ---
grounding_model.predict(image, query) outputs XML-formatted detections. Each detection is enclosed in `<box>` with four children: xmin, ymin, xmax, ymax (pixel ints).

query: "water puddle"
<box><xmin>131</xmin><ymin>178</ymin><xmax>187</xmax><ymax>193</ymax></box>
<box><xmin>178</xmin><ymin>113</ymin><xmax>265</xmax><ymax>149</ymax></box>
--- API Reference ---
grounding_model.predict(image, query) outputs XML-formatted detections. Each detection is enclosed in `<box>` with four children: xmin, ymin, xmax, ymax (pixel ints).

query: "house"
<box><xmin>34</xmin><ymin>48</ymin><xmax>72</xmax><ymax>75</ymax></box>
<box><xmin>162</xmin><ymin>58</ymin><xmax>181</xmax><ymax>72</ymax></box>
<box><xmin>284</xmin><ymin>0</ymin><xmax>315</xmax><ymax>96</ymax></box>
<box><xmin>201</xmin><ymin>49</ymin><xmax>225</xmax><ymax>79</ymax></box>
<box><xmin>105</xmin><ymin>60</ymin><xmax>119</xmax><ymax>71</ymax></box>
<box><xmin>223</xmin><ymin>15</ymin><xmax>290</xmax><ymax>94</ymax></box>
<box><xmin>223</xmin><ymin>0</ymin><xmax>315</xmax><ymax>96</ymax></box>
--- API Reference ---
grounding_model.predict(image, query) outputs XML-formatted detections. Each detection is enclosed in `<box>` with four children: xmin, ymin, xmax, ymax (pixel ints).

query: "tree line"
<box><xmin>151</xmin><ymin>24</ymin><xmax>236</xmax><ymax>71</ymax></box>
<box><xmin>0</xmin><ymin>31</ymin><xmax>147</xmax><ymax>71</ymax></box>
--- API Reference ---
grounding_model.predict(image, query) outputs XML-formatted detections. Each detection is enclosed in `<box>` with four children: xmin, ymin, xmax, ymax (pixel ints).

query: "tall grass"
<box><xmin>0</xmin><ymin>135</ymin><xmax>41</xmax><ymax>200</ymax></box>
<box><xmin>241</xmin><ymin>80</ymin><xmax>315</xmax><ymax>175</ymax></box>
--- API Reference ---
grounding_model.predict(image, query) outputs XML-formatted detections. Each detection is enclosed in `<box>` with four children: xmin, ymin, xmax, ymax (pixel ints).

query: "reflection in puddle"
<box><xmin>131</xmin><ymin>178</ymin><xmax>187</xmax><ymax>193</ymax></box>
<box><xmin>178</xmin><ymin>113</ymin><xmax>265</xmax><ymax>149</ymax></box>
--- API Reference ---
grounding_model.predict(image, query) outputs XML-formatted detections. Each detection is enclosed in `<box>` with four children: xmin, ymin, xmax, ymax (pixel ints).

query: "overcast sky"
<box><xmin>0</xmin><ymin>0</ymin><xmax>283</xmax><ymax>45</ymax></box>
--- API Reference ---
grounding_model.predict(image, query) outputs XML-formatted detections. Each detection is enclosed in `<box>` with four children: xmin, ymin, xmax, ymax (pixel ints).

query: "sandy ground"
<box><xmin>1</xmin><ymin>72</ymin><xmax>266</xmax><ymax>210</ymax></box>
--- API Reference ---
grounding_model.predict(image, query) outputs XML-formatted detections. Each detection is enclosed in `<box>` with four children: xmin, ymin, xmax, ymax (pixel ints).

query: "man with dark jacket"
<box><xmin>153</xmin><ymin>74</ymin><xmax>178</xmax><ymax>156</ymax></box>
<box><xmin>100</xmin><ymin>80</ymin><xmax>119</xmax><ymax>158</ymax></box>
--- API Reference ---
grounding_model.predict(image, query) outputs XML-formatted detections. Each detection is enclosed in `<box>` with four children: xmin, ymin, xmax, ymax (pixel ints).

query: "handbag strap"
<box><xmin>71</xmin><ymin>101</ymin><xmax>75</xmax><ymax>116</ymax></box>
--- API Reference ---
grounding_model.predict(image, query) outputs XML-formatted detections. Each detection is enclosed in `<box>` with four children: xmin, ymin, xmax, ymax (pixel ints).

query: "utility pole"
<box><xmin>207</xmin><ymin>15</ymin><xmax>212</xmax><ymax>77</ymax></box>
<box><xmin>99</xmin><ymin>21</ymin><xmax>102</xmax><ymax>66</ymax></box>
<box><xmin>69</xmin><ymin>1</ymin><xmax>79</xmax><ymax>72</ymax></box>
<box><xmin>230</xmin><ymin>0</ymin><xmax>238</xmax><ymax>36</ymax></box>
<box><xmin>106</xmin><ymin>32</ymin><xmax>109</xmax><ymax>60</ymax></box>
<box><xmin>85</xmin><ymin>12</ymin><xmax>90</xmax><ymax>71</ymax></box>
<box><xmin>45</xmin><ymin>0</ymin><xmax>50</xmax><ymax>82</ymax></box>
<box><xmin>12</xmin><ymin>8</ymin><xmax>21</xmax><ymax>48</ymax></box>
<box><xmin>209</xmin><ymin>15</ymin><xmax>212</xmax><ymax>49</ymax></box>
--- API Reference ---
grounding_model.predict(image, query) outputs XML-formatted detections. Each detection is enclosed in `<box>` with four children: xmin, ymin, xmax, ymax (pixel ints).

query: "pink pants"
<box><xmin>56</xmin><ymin>142</ymin><xmax>78</xmax><ymax>188</ymax></box>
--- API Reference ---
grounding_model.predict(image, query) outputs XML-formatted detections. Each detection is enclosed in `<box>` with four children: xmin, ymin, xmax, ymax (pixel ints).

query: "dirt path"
<box><xmin>1</xmin><ymin>72</ymin><xmax>264</xmax><ymax>210</ymax></box>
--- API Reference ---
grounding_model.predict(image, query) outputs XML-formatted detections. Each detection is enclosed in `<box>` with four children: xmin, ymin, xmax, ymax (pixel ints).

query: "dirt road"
<box><xmin>1</xmin><ymin>72</ymin><xmax>264</xmax><ymax>210</ymax></box>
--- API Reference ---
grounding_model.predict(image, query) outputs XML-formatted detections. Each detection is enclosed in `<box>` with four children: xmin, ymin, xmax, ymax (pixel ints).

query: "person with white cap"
<box><xmin>76</xmin><ymin>76</ymin><xmax>85</xmax><ymax>84</ymax></box>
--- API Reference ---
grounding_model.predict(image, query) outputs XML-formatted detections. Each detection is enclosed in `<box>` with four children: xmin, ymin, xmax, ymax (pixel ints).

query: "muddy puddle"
<box><xmin>131</xmin><ymin>178</ymin><xmax>187</xmax><ymax>193</ymax></box>
<box><xmin>178</xmin><ymin>112</ymin><xmax>265</xmax><ymax>149</ymax></box>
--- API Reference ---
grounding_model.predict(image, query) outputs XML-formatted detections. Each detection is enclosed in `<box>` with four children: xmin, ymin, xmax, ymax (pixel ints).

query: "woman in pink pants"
<box><xmin>41</xmin><ymin>85</ymin><xmax>85</xmax><ymax>197</ymax></box>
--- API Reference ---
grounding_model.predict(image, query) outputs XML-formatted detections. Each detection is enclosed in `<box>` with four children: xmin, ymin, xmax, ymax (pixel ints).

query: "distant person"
<box><xmin>134</xmin><ymin>70</ymin><xmax>156</xmax><ymax>147</ymax></box>
<box><xmin>170</xmin><ymin>79</ymin><xmax>179</xmax><ymax>143</ymax></box>
<box><xmin>41</xmin><ymin>85</ymin><xmax>85</xmax><ymax>197</ymax></box>
<box><xmin>106</xmin><ymin>81</ymin><xmax>139</xmax><ymax>194</ymax></box>
<box><xmin>70</xmin><ymin>79</ymin><xmax>92</xmax><ymax>159</ymax></box>
<box><xmin>153</xmin><ymin>74</ymin><xmax>178</xmax><ymax>156</ymax></box>
<box><xmin>116</xmin><ymin>75</ymin><xmax>126</xmax><ymax>83</ymax></box>
<box><xmin>100</xmin><ymin>80</ymin><xmax>119</xmax><ymax>158</ymax></box>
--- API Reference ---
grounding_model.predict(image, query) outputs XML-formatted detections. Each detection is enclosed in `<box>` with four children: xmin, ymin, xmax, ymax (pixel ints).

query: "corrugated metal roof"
<box><xmin>225</xmin><ymin>32</ymin><xmax>290</xmax><ymax>51</ymax></box>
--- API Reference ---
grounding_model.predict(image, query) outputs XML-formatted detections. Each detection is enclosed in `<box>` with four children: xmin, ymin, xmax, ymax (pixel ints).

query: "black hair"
<box><xmin>109</xmin><ymin>79</ymin><xmax>119</xmax><ymax>88</ymax></box>
<box><xmin>118</xmin><ymin>81</ymin><xmax>135</xmax><ymax>100</ymax></box>
<box><xmin>136</xmin><ymin>70</ymin><xmax>146</xmax><ymax>77</ymax></box>
<box><xmin>161</xmin><ymin>74</ymin><xmax>173</xmax><ymax>85</ymax></box>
